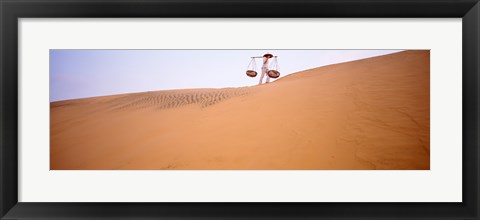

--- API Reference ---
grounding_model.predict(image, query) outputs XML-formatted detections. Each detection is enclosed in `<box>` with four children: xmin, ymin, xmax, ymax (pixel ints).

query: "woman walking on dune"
<box><xmin>259</xmin><ymin>53</ymin><xmax>273</xmax><ymax>85</ymax></box>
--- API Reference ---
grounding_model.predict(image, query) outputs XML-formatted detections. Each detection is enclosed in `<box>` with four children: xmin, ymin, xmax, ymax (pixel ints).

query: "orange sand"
<box><xmin>50</xmin><ymin>50</ymin><xmax>430</xmax><ymax>170</ymax></box>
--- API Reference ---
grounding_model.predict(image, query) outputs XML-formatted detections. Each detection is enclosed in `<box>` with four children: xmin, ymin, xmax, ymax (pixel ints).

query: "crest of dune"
<box><xmin>51</xmin><ymin>50</ymin><xmax>429</xmax><ymax>170</ymax></box>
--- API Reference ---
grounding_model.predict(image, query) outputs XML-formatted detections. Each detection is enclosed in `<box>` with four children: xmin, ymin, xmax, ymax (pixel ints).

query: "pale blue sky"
<box><xmin>50</xmin><ymin>50</ymin><xmax>402</xmax><ymax>102</ymax></box>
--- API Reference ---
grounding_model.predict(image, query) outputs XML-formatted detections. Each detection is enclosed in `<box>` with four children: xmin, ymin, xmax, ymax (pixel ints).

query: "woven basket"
<box><xmin>246</xmin><ymin>70</ymin><xmax>258</xmax><ymax>77</ymax></box>
<box><xmin>267</xmin><ymin>70</ymin><xmax>280</xmax><ymax>78</ymax></box>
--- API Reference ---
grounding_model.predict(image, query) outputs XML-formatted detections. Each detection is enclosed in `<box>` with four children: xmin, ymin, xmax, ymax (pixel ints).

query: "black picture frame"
<box><xmin>1</xmin><ymin>0</ymin><xmax>478</xmax><ymax>219</ymax></box>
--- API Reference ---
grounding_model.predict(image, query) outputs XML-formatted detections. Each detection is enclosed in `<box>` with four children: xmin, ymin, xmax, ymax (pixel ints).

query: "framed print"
<box><xmin>48</xmin><ymin>49</ymin><xmax>429</xmax><ymax>171</ymax></box>
<box><xmin>1</xmin><ymin>0</ymin><xmax>479</xmax><ymax>219</ymax></box>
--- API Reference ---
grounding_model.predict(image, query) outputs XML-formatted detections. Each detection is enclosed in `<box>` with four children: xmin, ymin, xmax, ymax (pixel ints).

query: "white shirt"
<box><xmin>262</xmin><ymin>57</ymin><xmax>269</xmax><ymax>70</ymax></box>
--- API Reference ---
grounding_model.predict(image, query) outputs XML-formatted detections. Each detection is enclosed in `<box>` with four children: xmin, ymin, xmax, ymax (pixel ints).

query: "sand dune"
<box><xmin>50</xmin><ymin>50</ymin><xmax>430</xmax><ymax>170</ymax></box>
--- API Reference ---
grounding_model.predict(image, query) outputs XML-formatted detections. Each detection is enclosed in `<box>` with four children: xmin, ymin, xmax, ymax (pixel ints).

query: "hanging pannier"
<box><xmin>267</xmin><ymin>70</ymin><xmax>280</xmax><ymax>78</ymax></box>
<box><xmin>245</xmin><ymin>58</ymin><xmax>258</xmax><ymax>78</ymax></box>
<box><xmin>246</xmin><ymin>70</ymin><xmax>258</xmax><ymax>77</ymax></box>
<box><xmin>267</xmin><ymin>57</ymin><xmax>281</xmax><ymax>78</ymax></box>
